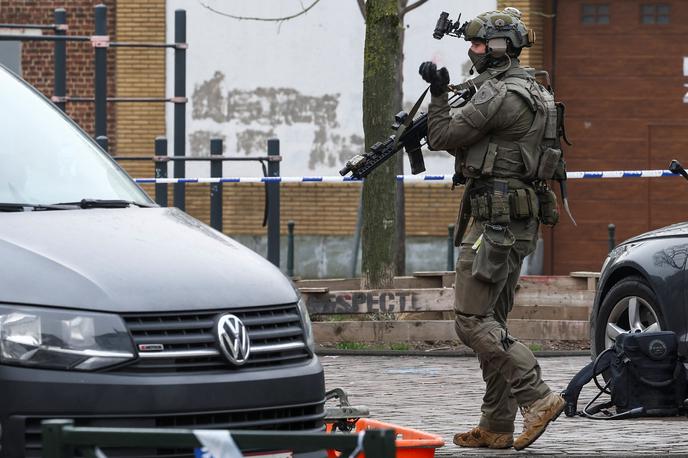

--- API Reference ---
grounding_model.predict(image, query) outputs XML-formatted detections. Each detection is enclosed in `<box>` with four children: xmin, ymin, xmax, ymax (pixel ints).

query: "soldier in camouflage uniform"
<box><xmin>419</xmin><ymin>8</ymin><xmax>565</xmax><ymax>451</ymax></box>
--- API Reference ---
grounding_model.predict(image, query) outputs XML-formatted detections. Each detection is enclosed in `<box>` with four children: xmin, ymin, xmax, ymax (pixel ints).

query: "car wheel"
<box><xmin>594</xmin><ymin>276</ymin><xmax>664</xmax><ymax>356</ymax></box>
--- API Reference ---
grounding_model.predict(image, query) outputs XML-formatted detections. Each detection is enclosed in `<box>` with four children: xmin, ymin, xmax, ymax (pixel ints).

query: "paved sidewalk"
<box><xmin>322</xmin><ymin>355</ymin><xmax>688</xmax><ymax>456</ymax></box>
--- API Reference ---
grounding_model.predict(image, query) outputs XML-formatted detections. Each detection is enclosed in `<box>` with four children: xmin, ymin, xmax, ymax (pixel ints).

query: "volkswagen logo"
<box><xmin>216</xmin><ymin>314</ymin><xmax>250</xmax><ymax>365</ymax></box>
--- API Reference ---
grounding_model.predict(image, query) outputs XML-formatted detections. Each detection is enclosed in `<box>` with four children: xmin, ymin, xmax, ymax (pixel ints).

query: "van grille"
<box><xmin>22</xmin><ymin>401</ymin><xmax>325</xmax><ymax>457</ymax></box>
<box><xmin>116</xmin><ymin>304</ymin><xmax>310</xmax><ymax>373</ymax></box>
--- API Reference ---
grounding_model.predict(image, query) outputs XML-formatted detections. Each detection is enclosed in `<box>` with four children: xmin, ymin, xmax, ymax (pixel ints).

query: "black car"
<box><xmin>590</xmin><ymin>186</ymin><xmax>688</xmax><ymax>358</ymax></box>
<box><xmin>0</xmin><ymin>65</ymin><xmax>324</xmax><ymax>457</ymax></box>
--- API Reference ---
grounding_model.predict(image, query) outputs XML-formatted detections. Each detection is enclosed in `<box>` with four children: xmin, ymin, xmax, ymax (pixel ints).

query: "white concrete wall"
<box><xmin>166</xmin><ymin>0</ymin><xmax>496</xmax><ymax>178</ymax></box>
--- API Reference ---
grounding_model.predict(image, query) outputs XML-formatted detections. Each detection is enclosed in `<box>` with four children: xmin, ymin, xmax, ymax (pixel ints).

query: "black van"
<box><xmin>0</xmin><ymin>65</ymin><xmax>325</xmax><ymax>457</ymax></box>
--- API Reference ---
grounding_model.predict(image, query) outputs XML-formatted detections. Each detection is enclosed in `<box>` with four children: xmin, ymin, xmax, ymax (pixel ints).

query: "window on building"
<box><xmin>641</xmin><ymin>4</ymin><xmax>670</xmax><ymax>24</ymax></box>
<box><xmin>582</xmin><ymin>4</ymin><xmax>610</xmax><ymax>24</ymax></box>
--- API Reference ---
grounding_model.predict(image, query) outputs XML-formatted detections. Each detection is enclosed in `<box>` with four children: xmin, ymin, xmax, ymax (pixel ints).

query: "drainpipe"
<box><xmin>552</xmin><ymin>0</ymin><xmax>558</xmax><ymax>88</ymax></box>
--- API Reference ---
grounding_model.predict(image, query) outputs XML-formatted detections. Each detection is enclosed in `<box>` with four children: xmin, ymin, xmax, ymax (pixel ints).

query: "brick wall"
<box><xmin>178</xmin><ymin>183</ymin><xmax>460</xmax><ymax>237</ymax></box>
<box><xmin>114</xmin><ymin>0</ymin><xmax>165</xmax><ymax>180</ymax></box>
<box><xmin>1</xmin><ymin>1</ymin><xmax>118</xmax><ymax>151</ymax></box>
<box><xmin>497</xmin><ymin>0</ymin><xmax>546</xmax><ymax>69</ymax></box>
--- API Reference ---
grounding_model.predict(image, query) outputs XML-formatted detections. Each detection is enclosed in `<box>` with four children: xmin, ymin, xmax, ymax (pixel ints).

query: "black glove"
<box><xmin>418</xmin><ymin>61</ymin><xmax>450</xmax><ymax>97</ymax></box>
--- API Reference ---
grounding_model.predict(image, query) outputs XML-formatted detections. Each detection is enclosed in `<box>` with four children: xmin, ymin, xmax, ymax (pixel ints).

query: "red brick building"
<box><xmin>541</xmin><ymin>0</ymin><xmax>688</xmax><ymax>273</ymax></box>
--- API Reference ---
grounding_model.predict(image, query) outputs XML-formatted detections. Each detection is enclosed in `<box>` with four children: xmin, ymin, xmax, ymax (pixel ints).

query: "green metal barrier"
<box><xmin>42</xmin><ymin>419</ymin><xmax>396</xmax><ymax>458</ymax></box>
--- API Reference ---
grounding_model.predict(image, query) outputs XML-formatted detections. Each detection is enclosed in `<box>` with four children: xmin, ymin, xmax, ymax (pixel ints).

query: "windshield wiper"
<box><xmin>0</xmin><ymin>202</ymin><xmax>79</xmax><ymax>212</ymax></box>
<box><xmin>53</xmin><ymin>199</ymin><xmax>154</xmax><ymax>209</ymax></box>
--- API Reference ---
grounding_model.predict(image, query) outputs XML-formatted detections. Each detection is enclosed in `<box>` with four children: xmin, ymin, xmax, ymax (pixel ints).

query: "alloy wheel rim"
<box><xmin>605</xmin><ymin>295</ymin><xmax>661</xmax><ymax>349</ymax></box>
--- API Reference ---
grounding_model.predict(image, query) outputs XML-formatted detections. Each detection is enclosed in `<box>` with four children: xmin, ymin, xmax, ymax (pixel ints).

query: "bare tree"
<box><xmin>199</xmin><ymin>0</ymin><xmax>322</xmax><ymax>23</ymax></box>
<box><xmin>358</xmin><ymin>0</ymin><xmax>429</xmax><ymax>288</ymax></box>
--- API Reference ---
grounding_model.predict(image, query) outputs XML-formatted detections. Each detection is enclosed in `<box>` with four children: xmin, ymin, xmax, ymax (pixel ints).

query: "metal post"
<box><xmin>447</xmin><ymin>224</ymin><xmax>455</xmax><ymax>271</ymax></box>
<box><xmin>41</xmin><ymin>419</ymin><xmax>74</xmax><ymax>458</ymax></box>
<box><xmin>173</xmin><ymin>9</ymin><xmax>187</xmax><ymax>210</ymax></box>
<box><xmin>210</xmin><ymin>138</ymin><xmax>223</xmax><ymax>232</ymax></box>
<box><xmin>608</xmin><ymin>223</ymin><xmax>616</xmax><ymax>252</ymax></box>
<box><xmin>154</xmin><ymin>137</ymin><xmax>168</xmax><ymax>207</ymax></box>
<box><xmin>53</xmin><ymin>8</ymin><xmax>67</xmax><ymax>112</ymax></box>
<box><xmin>351</xmin><ymin>190</ymin><xmax>363</xmax><ymax>278</ymax></box>
<box><xmin>267</xmin><ymin>138</ymin><xmax>281</xmax><ymax>267</ymax></box>
<box><xmin>287</xmin><ymin>221</ymin><xmax>295</xmax><ymax>277</ymax></box>
<box><xmin>94</xmin><ymin>4</ymin><xmax>107</xmax><ymax>150</ymax></box>
<box><xmin>96</xmin><ymin>135</ymin><xmax>108</xmax><ymax>152</ymax></box>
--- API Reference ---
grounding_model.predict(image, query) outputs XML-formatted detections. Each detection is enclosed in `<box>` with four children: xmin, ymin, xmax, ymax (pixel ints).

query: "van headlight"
<box><xmin>0</xmin><ymin>305</ymin><xmax>135</xmax><ymax>371</ymax></box>
<box><xmin>296</xmin><ymin>298</ymin><xmax>315</xmax><ymax>353</ymax></box>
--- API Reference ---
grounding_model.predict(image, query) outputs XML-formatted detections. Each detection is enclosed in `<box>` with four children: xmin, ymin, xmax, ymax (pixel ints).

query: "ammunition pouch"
<box><xmin>490</xmin><ymin>179</ymin><xmax>510</xmax><ymax>225</ymax></box>
<box><xmin>511</xmin><ymin>188</ymin><xmax>539</xmax><ymax>220</ymax></box>
<box><xmin>536</xmin><ymin>185</ymin><xmax>559</xmax><ymax>226</ymax></box>
<box><xmin>470</xmin><ymin>193</ymin><xmax>491</xmax><ymax>221</ymax></box>
<box><xmin>472</xmin><ymin>223</ymin><xmax>515</xmax><ymax>283</ymax></box>
<box><xmin>469</xmin><ymin>182</ymin><xmax>538</xmax><ymax>223</ymax></box>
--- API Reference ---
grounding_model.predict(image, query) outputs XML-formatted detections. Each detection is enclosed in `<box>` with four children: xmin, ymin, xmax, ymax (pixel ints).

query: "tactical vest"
<box><xmin>458</xmin><ymin>71</ymin><xmax>562</xmax><ymax>183</ymax></box>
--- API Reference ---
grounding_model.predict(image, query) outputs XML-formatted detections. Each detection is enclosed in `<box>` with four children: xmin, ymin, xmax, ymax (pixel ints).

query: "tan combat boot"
<box><xmin>513</xmin><ymin>392</ymin><xmax>565</xmax><ymax>451</ymax></box>
<box><xmin>453</xmin><ymin>426</ymin><xmax>514</xmax><ymax>449</ymax></box>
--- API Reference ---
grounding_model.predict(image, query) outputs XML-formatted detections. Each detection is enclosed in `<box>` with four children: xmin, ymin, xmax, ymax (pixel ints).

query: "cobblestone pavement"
<box><xmin>322</xmin><ymin>355</ymin><xmax>688</xmax><ymax>456</ymax></box>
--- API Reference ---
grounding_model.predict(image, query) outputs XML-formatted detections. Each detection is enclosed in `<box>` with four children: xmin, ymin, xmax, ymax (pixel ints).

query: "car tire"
<box><xmin>594</xmin><ymin>276</ymin><xmax>665</xmax><ymax>356</ymax></box>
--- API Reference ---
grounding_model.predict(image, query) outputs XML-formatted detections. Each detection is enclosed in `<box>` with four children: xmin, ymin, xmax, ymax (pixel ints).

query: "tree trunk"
<box><xmin>361</xmin><ymin>0</ymin><xmax>402</xmax><ymax>288</ymax></box>
<box><xmin>394</xmin><ymin>9</ymin><xmax>406</xmax><ymax>276</ymax></box>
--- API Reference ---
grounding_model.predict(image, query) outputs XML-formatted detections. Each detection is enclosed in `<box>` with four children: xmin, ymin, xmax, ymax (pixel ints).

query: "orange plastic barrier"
<box><xmin>327</xmin><ymin>418</ymin><xmax>445</xmax><ymax>458</ymax></box>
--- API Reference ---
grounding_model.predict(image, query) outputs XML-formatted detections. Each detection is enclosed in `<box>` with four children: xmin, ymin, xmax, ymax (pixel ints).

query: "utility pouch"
<box><xmin>537</xmin><ymin>147</ymin><xmax>562</xmax><ymax>180</ymax></box>
<box><xmin>472</xmin><ymin>223</ymin><xmax>515</xmax><ymax>283</ymax></box>
<box><xmin>537</xmin><ymin>187</ymin><xmax>559</xmax><ymax>226</ymax></box>
<box><xmin>463</xmin><ymin>137</ymin><xmax>490</xmax><ymax>178</ymax></box>
<box><xmin>490</xmin><ymin>179</ymin><xmax>510</xmax><ymax>225</ymax></box>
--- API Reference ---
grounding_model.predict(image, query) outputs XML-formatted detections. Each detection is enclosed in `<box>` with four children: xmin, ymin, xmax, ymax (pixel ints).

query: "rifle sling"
<box><xmin>452</xmin><ymin>61</ymin><xmax>512</xmax><ymax>92</ymax></box>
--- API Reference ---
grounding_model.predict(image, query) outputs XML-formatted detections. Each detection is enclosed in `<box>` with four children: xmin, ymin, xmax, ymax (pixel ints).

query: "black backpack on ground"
<box><xmin>562</xmin><ymin>331</ymin><xmax>687</xmax><ymax>419</ymax></box>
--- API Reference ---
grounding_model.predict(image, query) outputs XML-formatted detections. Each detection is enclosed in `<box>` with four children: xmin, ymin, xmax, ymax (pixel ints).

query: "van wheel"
<box><xmin>594</xmin><ymin>276</ymin><xmax>664</xmax><ymax>356</ymax></box>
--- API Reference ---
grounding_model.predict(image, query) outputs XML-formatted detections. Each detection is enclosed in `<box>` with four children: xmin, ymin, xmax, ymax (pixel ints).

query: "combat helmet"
<box><xmin>463</xmin><ymin>7</ymin><xmax>534</xmax><ymax>56</ymax></box>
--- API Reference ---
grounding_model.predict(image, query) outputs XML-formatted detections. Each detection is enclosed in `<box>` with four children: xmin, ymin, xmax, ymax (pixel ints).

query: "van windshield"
<box><xmin>0</xmin><ymin>67</ymin><xmax>151</xmax><ymax>206</ymax></box>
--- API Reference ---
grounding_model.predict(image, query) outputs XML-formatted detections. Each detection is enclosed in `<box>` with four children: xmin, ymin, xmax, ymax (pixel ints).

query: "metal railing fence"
<box><xmin>41</xmin><ymin>419</ymin><xmax>396</xmax><ymax>458</ymax></box>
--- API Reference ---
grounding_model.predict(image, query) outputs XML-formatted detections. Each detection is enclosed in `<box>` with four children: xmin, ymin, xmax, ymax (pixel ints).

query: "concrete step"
<box><xmin>510</xmin><ymin>304</ymin><xmax>591</xmax><ymax>321</ymax></box>
<box><xmin>294</xmin><ymin>273</ymin><xmax>598</xmax><ymax>293</ymax></box>
<box><xmin>514</xmin><ymin>289</ymin><xmax>595</xmax><ymax>308</ymax></box>
<box><xmin>313</xmin><ymin>318</ymin><xmax>590</xmax><ymax>343</ymax></box>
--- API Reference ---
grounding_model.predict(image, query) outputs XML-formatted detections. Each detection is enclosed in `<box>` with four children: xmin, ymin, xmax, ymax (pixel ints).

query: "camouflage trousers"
<box><xmin>453</xmin><ymin>216</ymin><xmax>551</xmax><ymax>434</ymax></box>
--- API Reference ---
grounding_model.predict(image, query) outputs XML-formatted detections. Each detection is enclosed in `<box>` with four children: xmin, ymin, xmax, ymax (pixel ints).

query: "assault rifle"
<box><xmin>339</xmin><ymin>88</ymin><xmax>472</xmax><ymax>179</ymax></box>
